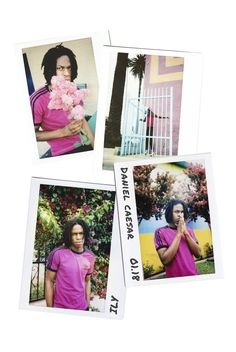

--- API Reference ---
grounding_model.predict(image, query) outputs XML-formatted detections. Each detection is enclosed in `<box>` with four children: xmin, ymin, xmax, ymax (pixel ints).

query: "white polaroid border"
<box><xmin>15</xmin><ymin>31</ymin><xmax>110</xmax><ymax>164</ymax></box>
<box><xmin>95</xmin><ymin>45</ymin><xmax>202</xmax><ymax>178</ymax></box>
<box><xmin>20</xmin><ymin>177</ymin><xmax>126</xmax><ymax>319</ymax></box>
<box><xmin>114</xmin><ymin>153</ymin><xmax>222</xmax><ymax>287</ymax></box>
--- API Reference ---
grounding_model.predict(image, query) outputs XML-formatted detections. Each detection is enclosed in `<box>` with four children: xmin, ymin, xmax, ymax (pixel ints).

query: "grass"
<box><xmin>196</xmin><ymin>259</ymin><xmax>215</xmax><ymax>275</ymax></box>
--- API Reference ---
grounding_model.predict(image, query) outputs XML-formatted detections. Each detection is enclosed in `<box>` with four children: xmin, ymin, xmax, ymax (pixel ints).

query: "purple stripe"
<box><xmin>30</xmin><ymin>86</ymin><xmax>48</xmax><ymax>122</ymax></box>
<box><xmin>30</xmin><ymin>86</ymin><xmax>47</xmax><ymax>105</ymax></box>
<box><xmin>46</xmin><ymin>246</ymin><xmax>63</xmax><ymax>270</ymax></box>
<box><xmin>158</xmin><ymin>56</ymin><xmax>184</xmax><ymax>75</ymax></box>
<box><xmin>157</xmin><ymin>245</ymin><xmax>168</xmax><ymax>250</ymax></box>
<box><xmin>155</xmin><ymin>230</ymin><xmax>164</xmax><ymax>247</ymax></box>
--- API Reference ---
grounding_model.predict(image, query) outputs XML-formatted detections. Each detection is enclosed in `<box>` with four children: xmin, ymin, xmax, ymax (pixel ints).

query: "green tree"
<box><xmin>184</xmin><ymin>163</ymin><xmax>210</xmax><ymax>226</ymax></box>
<box><xmin>36</xmin><ymin>197</ymin><xmax>62</xmax><ymax>251</ymax></box>
<box><xmin>128</xmin><ymin>54</ymin><xmax>146</xmax><ymax>133</ymax></box>
<box><xmin>133</xmin><ymin>165</ymin><xmax>176</xmax><ymax>223</ymax></box>
<box><xmin>128</xmin><ymin>54</ymin><xmax>146</xmax><ymax>101</ymax></box>
<box><xmin>133</xmin><ymin>162</ymin><xmax>210</xmax><ymax>227</ymax></box>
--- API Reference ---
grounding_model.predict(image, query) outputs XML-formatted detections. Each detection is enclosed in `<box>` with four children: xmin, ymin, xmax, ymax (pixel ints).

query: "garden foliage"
<box><xmin>133</xmin><ymin>162</ymin><xmax>210</xmax><ymax>226</ymax></box>
<box><xmin>35</xmin><ymin>185</ymin><xmax>115</xmax><ymax>300</ymax></box>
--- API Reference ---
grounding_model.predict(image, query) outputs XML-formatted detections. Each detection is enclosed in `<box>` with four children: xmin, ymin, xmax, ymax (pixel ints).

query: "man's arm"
<box><xmin>45</xmin><ymin>270</ymin><xmax>57</xmax><ymax>307</ymax></box>
<box><xmin>85</xmin><ymin>275</ymin><xmax>92</xmax><ymax>309</ymax></box>
<box><xmin>34</xmin><ymin>119</ymin><xmax>83</xmax><ymax>142</ymax></box>
<box><xmin>157</xmin><ymin>232</ymin><xmax>183</xmax><ymax>266</ymax></box>
<box><xmin>184</xmin><ymin>230</ymin><xmax>202</xmax><ymax>258</ymax></box>
<box><xmin>82</xmin><ymin>118</ymin><xmax>94</xmax><ymax>148</ymax></box>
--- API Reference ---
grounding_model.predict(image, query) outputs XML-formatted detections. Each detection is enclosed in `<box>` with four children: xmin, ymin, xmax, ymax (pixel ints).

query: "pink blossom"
<box><xmin>48</xmin><ymin>96</ymin><xmax>63</xmax><ymax>110</ymax></box>
<box><xmin>89</xmin><ymin>239</ymin><xmax>97</xmax><ymax>244</ymax></box>
<box><xmin>70</xmin><ymin>105</ymin><xmax>84</xmax><ymax>120</ymax></box>
<box><xmin>51</xmin><ymin>75</ymin><xmax>64</xmax><ymax>87</ymax></box>
<box><xmin>48</xmin><ymin>76</ymin><xmax>89</xmax><ymax>118</ymax></box>
<box><xmin>61</xmin><ymin>94</ymin><xmax>74</xmax><ymax>110</ymax></box>
<box><xmin>67</xmin><ymin>83</ymin><xmax>77</xmax><ymax>95</ymax></box>
<box><xmin>78</xmin><ymin>89</ymin><xmax>89</xmax><ymax>100</ymax></box>
<box><xmin>73</xmin><ymin>89</ymin><xmax>89</xmax><ymax>105</ymax></box>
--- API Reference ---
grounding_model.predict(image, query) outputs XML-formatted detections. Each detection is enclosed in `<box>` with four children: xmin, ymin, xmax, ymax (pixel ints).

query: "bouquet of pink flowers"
<box><xmin>48</xmin><ymin>75</ymin><xmax>90</xmax><ymax>146</ymax></box>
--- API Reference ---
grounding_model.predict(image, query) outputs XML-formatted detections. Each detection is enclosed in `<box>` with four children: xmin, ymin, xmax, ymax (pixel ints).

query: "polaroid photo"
<box><xmin>98</xmin><ymin>46</ymin><xmax>202</xmax><ymax>171</ymax></box>
<box><xmin>17</xmin><ymin>32</ymin><xmax>110</xmax><ymax>160</ymax></box>
<box><xmin>20</xmin><ymin>177</ymin><xmax>126</xmax><ymax>319</ymax></box>
<box><xmin>114</xmin><ymin>153</ymin><xmax>221</xmax><ymax>287</ymax></box>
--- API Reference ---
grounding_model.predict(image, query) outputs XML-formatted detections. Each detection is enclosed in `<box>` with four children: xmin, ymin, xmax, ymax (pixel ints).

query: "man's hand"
<box><xmin>177</xmin><ymin>217</ymin><xmax>186</xmax><ymax>236</ymax></box>
<box><xmin>62</xmin><ymin>119</ymin><xmax>83</xmax><ymax>137</ymax></box>
<box><xmin>178</xmin><ymin>217</ymin><xmax>191</xmax><ymax>238</ymax></box>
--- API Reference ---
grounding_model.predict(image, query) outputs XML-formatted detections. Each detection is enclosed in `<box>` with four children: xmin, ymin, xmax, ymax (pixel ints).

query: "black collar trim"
<box><xmin>70</xmin><ymin>248</ymin><xmax>85</xmax><ymax>255</ymax></box>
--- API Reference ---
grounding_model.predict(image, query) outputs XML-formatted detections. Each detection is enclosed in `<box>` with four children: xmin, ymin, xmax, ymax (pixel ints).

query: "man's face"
<box><xmin>56</xmin><ymin>55</ymin><xmax>72</xmax><ymax>81</ymax></box>
<box><xmin>172</xmin><ymin>203</ymin><xmax>184</xmax><ymax>227</ymax></box>
<box><xmin>70</xmin><ymin>224</ymin><xmax>85</xmax><ymax>251</ymax></box>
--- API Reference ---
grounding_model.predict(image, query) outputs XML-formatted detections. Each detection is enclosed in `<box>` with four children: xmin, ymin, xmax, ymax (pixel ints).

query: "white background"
<box><xmin>1</xmin><ymin>1</ymin><xmax>235</xmax><ymax>351</ymax></box>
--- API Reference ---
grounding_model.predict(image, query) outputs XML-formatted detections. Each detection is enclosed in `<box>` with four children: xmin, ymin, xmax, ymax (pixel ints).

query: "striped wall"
<box><xmin>143</xmin><ymin>56</ymin><xmax>184</xmax><ymax>155</ymax></box>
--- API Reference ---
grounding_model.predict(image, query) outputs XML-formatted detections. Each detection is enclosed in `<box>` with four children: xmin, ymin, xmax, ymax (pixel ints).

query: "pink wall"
<box><xmin>143</xmin><ymin>56</ymin><xmax>184</xmax><ymax>155</ymax></box>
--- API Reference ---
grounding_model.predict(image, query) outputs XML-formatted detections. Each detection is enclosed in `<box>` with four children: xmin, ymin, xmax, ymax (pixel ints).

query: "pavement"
<box><xmin>103</xmin><ymin>147</ymin><xmax>150</xmax><ymax>171</ymax></box>
<box><xmin>29</xmin><ymin>295</ymin><xmax>106</xmax><ymax>312</ymax></box>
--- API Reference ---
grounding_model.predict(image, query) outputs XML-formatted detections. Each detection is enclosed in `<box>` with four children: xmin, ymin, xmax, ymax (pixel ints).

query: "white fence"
<box><xmin>120</xmin><ymin>87</ymin><xmax>173</xmax><ymax>156</ymax></box>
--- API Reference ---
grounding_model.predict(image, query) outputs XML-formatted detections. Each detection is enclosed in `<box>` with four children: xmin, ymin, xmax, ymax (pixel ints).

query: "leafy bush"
<box><xmin>133</xmin><ymin>165</ymin><xmax>175</xmax><ymax>222</ymax></box>
<box><xmin>35</xmin><ymin>185</ymin><xmax>115</xmax><ymax>300</ymax></box>
<box><xmin>143</xmin><ymin>262</ymin><xmax>155</xmax><ymax>279</ymax></box>
<box><xmin>91</xmin><ymin>255</ymin><xmax>110</xmax><ymax>299</ymax></box>
<box><xmin>204</xmin><ymin>242</ymin><xmax>214</xmax><ymax>258</ymax></box>
<box><xmin>133</xmin><ymin>162</ymin><xmax>211</xmax><ymax>227</ymax></box>
<box><xmin>184</xmin><ymin>163</ymin><xmax>210</xmax><ymax>226</ymax></box>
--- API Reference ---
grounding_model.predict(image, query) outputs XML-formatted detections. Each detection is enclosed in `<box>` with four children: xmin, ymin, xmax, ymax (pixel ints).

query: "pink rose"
<box><xmin>71</xmin><ymin>105</ymin><xmax>84</xmax><ymax>120</ymax></box>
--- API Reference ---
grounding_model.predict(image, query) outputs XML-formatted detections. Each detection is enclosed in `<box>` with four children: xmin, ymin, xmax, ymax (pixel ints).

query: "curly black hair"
<box><xmin>165</xmin><ymin>199</ymin><xmax>189</xmax><ymax>224</ymax></box>
<box><xmin>63</xmin><ymin>219</ymin><xmax>89</xmax><ymax>248</ymax></box>
<box><xmin>41</xmin><ymin>43</ymin><xmax>78</xmax><ymax>85</ymax></box>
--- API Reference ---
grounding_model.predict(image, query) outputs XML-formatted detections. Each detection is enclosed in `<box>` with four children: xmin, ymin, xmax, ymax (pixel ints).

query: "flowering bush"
<box><xmin>48</xmin><ymin>75</ymin><xmax>90</xmax><ymax>146</ymax></box>
<box><xmin>133</xmin><ymin>162</ymin><xmax>210</xmax><ymax>226</ymax></box>
<box><xmin>36</xmin><ymin>185</ymin><xmax>115</xmax><ymax>300</ymax></box>
<box><xmin>91</xmin><ymin>256</ymin><xmax>110</xmax><ymax>298</ymax></box>
<box><xmin>133</xmin><ymin>165</ymin><xmax>176</xmax><ymax>222</ymax></box>
<box><xmin>183</xmin><ymin>163</ymin><xmax>210</xmax><ymax>225</ymax></box>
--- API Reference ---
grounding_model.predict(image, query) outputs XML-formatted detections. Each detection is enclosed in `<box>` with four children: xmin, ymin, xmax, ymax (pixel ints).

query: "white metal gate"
<box><xmin>120</xmin><ymin>87</ymin><xmax>173</xmax><ymax>156</ymax></box>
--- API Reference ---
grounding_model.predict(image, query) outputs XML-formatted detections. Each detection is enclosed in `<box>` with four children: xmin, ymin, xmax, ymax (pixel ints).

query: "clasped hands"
<box><xmin>176</xmin><ymin>216</ymin><xmax>189</xmax><ymax>238</ymax></box>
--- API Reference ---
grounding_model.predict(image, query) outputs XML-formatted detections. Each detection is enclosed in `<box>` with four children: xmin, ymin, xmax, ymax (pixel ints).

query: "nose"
<box><xmin>62</xmin><ymin>69</ymin><xmax>70</xmax><ymax>80</ymax></box>
<box><xmin>63</xmin><ymin>67</ymin><xmax>70</xmax><ymax>74</ymax></box>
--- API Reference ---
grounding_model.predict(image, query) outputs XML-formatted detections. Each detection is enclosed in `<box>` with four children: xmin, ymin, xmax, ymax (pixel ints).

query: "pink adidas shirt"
<box><xmin>30</xmin><ymin>86</ymin><xmax>82</xmax><ymax>156</ymax></box>
<box><xmin>47</xmin><ymin>246</ymin><xmax>95</xmax><ymax>310</ymax></box>
<box><xmin>154</xmin><ymin>226</ymin><xmax>198</xmax><ymax>278</ymax></box>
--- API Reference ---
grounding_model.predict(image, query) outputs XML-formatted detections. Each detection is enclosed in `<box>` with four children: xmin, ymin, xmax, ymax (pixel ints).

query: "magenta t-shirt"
<box><xmin>154</xmin><ymin>226</ymin><xmax>198</xmax><ymax>278</ymax></box>
<box><xmin>47</xmin><ymin>247</ymin><xmax>95</xmax><ymax>310</ymax></box>
<box><xmin>30</xmin><ymin>86</ymin><xmax>82</xmax><ymax>156</ymax></box>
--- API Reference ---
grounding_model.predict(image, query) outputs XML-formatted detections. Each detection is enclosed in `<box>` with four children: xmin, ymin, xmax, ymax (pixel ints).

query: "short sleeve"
<box><xmin>187</xmin><ymin>227</ymin><xmax>199</xmax><ymax>244</ymax></box>
<box><xmin>154</xmin><ymin>228</ymin><xmax>169</xmax><ymax>250</ymax></box>
<box><xmin>30</xmin><ymin>92</ymin><xmax>43</xmax><ymax>125</ymax></box>
<box><xmin>46</xmin><ymin>249</ymin><xmax>60</xmax><ymax>272</ymax></box>
<box><xmin>87</xmin><ymin>254</ymin><xmax>95</xmax><ymax>275</ymax></box>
